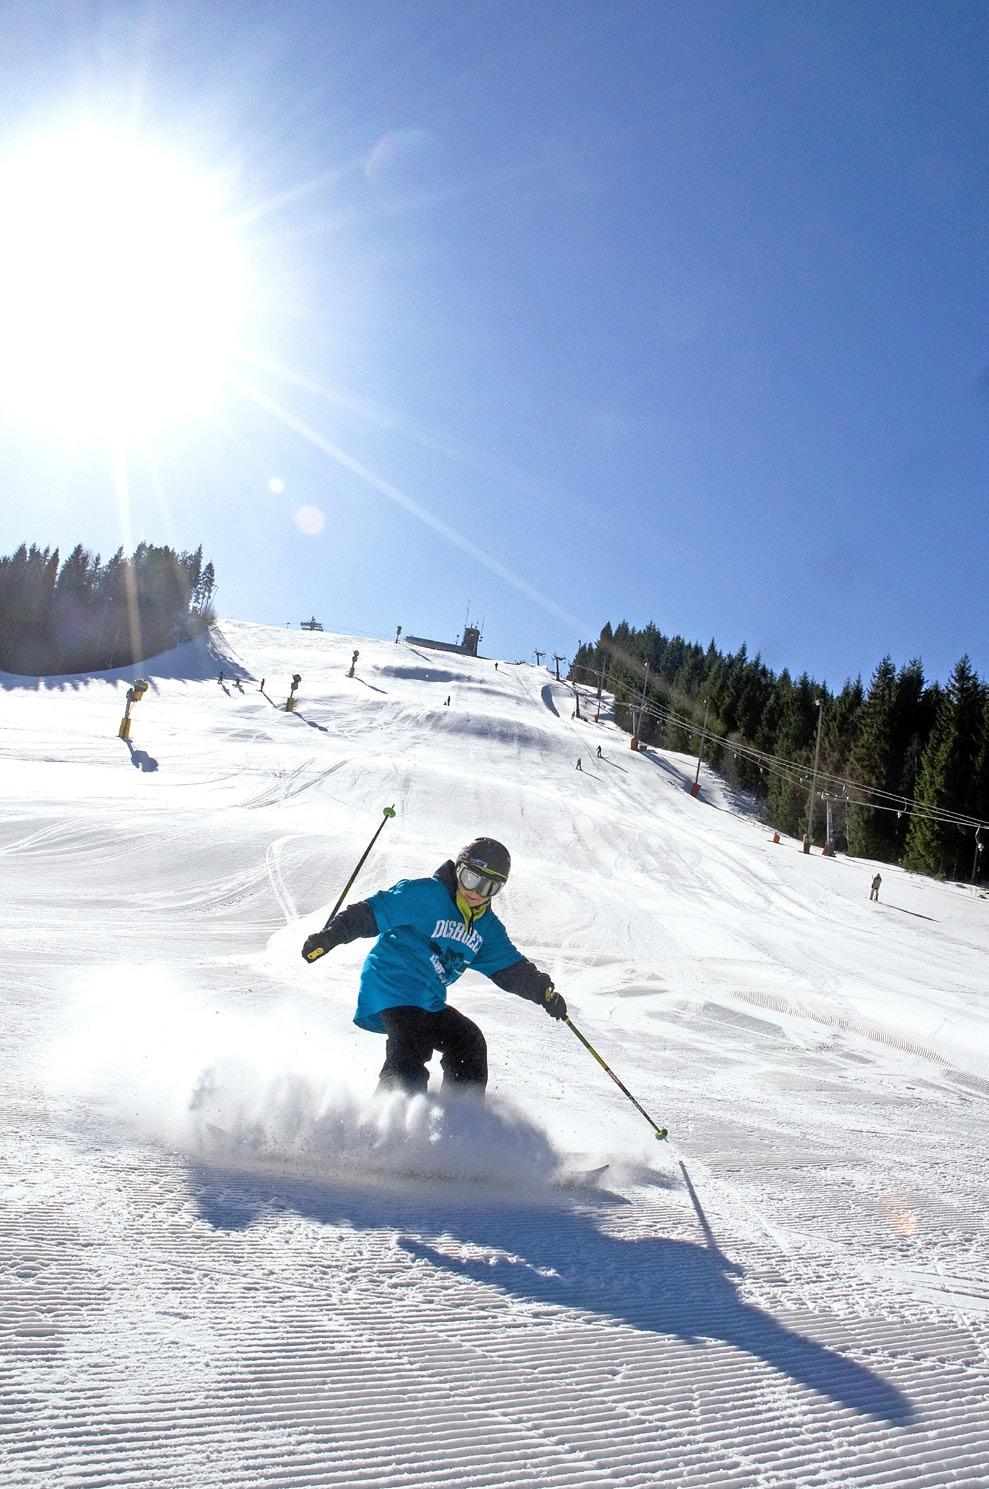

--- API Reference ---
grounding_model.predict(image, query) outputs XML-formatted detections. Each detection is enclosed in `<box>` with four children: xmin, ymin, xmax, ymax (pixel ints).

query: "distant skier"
<box><xmin>259</xmin><ymin>678</ymin><xmax>265</xmax><ymax>692</ymax></box>
<box><xmin>596</xmin><ymin>745</ymin><xmax>603</xmax><ymax>759</ymax></box>
<box><xmin>301</xmin><ymin>838</ymin><xmax>566</xmax><ymax>1096</ymax></box>
<box><xmin>870</xmin><ymin>873</ymin><xmax>882</xmax><ymax>902</ymax></box>
<box><xmin>445</xmin><ymin>695</ymin><xmax>451</xmax><ymax>706</ymax></box>
<box><xmin>218</xmin><ymin>671</ymin><xmax>224</xmax><ymax>685</ymax></box>
<box><xmin>576</xmin><ymin>757</ymin><xmax>582</xmax><ymax>771</ymax></box>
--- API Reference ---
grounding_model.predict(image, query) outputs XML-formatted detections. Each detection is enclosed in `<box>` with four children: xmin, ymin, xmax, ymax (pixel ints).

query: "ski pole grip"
<box><xmin>305</xmin><ymin>946</ymin><xmax>327</xmax><ymax>962</ymax></box>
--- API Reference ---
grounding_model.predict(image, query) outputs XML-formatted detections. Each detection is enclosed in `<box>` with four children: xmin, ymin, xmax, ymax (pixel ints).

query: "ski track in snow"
<box><xmin>1</xmin><ymin>620</ymin><xmax>988</xmax><ymax>1489</ymax></box>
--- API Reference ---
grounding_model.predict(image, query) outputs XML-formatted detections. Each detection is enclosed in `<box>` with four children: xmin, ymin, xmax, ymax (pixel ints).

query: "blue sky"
<box><xmin>1</xmin><ymin>0</ymin><xmax>986</xmax><ymax>689</ymax></box>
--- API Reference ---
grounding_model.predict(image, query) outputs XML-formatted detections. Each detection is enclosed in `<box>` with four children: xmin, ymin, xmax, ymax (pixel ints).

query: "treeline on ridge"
<box><xmin>570</xmin><ymin>622</ymin><xmax>989</xmax><ymax>880</ymax></box>
<box><xmin>0</xmin><ymin>541</ymin><xmax>216</xmax><ymax>677</ymax></box>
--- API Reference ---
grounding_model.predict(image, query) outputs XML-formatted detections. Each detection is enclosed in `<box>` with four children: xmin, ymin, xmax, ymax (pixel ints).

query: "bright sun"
<box><xmin>0</xmin><ymin>125</ymin><xmax>245</xmax><ymax>440</ymax></box>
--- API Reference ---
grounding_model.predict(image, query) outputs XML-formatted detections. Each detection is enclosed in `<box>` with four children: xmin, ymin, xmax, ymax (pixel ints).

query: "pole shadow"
<box><xmin>644</xmin><ymin>753</ymin><xmax>694</xmax><ymax>788</ymax></box>
<box><xmin>291</xmin><ymin>711</ymin><xmax>330</xmax><ymax>733</ymax></box>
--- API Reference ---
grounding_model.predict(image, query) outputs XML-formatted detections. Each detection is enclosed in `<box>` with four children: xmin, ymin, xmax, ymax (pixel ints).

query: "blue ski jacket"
<box><xmin>316</xmin><ymin>861</ymin><xmax>554</xmax><ymax>1033</ymax></box>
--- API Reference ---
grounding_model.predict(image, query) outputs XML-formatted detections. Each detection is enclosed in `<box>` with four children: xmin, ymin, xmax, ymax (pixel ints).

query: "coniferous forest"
<box><xmin>570</xmin><ymin>623</ymin><xmax>989</xmax><ymax>881</ymax></box>
<box><xmin>0</xmin><ymin>542</ymin><xmax>216</xmax><ymax>678</ymax></box>
<box><xmin>2</xmin><ymin>541</ymin><xmax>986</xmax><ymax>880</ymax></box>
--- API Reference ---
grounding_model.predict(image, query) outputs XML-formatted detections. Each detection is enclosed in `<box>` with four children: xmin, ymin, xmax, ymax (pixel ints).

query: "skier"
<box><xmin>301</xmin><ymin>837</ymin><xmax>566</xmax><ymax>1096</ymax></box>
<box><xmin>576</xmin><ymin>757</ymin><xmax>582</xmax><ymax>771</ymax></box>
<box><xmin>259</xmin><ymin>677</ymin><xmax>266</xmax><ymax>692</ymax></box>
<box><xmin>870</xmin><ymin>873</ymin><xmax>882</xmax><ymax>902</ymax></box>
<box><xmin>596</xmin><ymin>745</ymin><xmax>603</xmax><ymax>759</ymax></box>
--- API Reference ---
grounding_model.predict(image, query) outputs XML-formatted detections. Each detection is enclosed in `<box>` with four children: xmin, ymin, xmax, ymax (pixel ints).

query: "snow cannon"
<box><xmin>118</xmin><ymin>679</ymin><xmax>149</xmax><ymax>741</ymax></box>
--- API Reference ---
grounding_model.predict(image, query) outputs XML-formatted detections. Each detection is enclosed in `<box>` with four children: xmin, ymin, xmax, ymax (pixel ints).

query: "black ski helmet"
<box><xmin>455</xmin><ymin>836</ymin><xmax>511</xmax><ymax>883</ymax></box>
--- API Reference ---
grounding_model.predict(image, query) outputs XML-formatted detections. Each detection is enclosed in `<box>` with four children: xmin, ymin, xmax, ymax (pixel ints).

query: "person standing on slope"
<box><xmin>301</xmin><ymin>837</ymin><xmax>567</xmax><ymax>1096</ymax></box>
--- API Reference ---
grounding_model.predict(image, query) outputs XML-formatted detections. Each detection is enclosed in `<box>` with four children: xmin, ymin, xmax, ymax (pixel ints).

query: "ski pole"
<box><xmin>305</xmin><ymin>804</ymin><xmax>396</xmax><ymax>961</ymax></box>
<box><xmin>561</xmin><ymin>1010</ymin><xmax>668</xmax><ymax>1141</ymax></box>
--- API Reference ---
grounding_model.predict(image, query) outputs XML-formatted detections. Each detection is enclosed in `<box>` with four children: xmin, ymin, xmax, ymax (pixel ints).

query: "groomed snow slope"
<box><xmin>2</xmin><ymin>619</ymin><xmax>987</xmax><ymax>1489</ymax></box>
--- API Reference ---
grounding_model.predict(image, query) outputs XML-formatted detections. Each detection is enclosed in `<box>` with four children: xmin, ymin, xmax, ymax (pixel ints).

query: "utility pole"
<box><xmin>691</xmin><ymin>697</ymin><xmax>710</xmax><ymax>793</ymax></box>
<box><xmin>553</xmin><ymin>654</ymin><xmax>565</xmax><ymax>682</ymax></box>
<box><xmin>534</xmin><ymin>650</ymin><xmax>545</xmax><ymax>667</ymax></box>
<box><xmin>632</xmin><ymin>661</ymin><xmax>650</xmax><ymax>740</ymax></box>
<box><xmin>806</xmin><ymin>698</ymin><xmax>824</xmax><ymax>848</ymax></box>
<box><xmin>820</xmin><ymin>790</ymin><xmax>846</xmax><ymax>855</ymax></box>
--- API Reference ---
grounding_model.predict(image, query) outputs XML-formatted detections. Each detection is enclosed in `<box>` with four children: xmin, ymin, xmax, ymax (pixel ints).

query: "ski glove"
<box><xmin>302</xmin><ymin>931</ymin><xmax>335</xmax><ymax>962</ymax></box>
<box><xmin>302</xmin><ymin>902</ymin><xmax>379</xmax><ymax>964</ymax></box>
<box><xmin>542</xmin><ymin>986</ymin><xmax>568</xmax><ymax>1020</ymax></box>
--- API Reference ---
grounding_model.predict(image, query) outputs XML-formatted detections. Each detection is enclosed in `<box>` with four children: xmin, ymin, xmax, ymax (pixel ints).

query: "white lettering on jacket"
<box><xmin>431</xmin><ymin>918</ymin><xmax>483</xmax><ymax>954</ymax></box>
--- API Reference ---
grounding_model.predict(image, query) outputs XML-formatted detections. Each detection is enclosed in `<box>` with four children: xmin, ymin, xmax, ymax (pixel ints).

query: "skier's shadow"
<box><xmin>884</xmin><ymin>904</ymin><xmax>938</xmax><ymax>922</ymax></box>
<box><xmin>188</xmin><ymin>1162</ymin><xmax>912</xmax><ymax>1426</ymax></box>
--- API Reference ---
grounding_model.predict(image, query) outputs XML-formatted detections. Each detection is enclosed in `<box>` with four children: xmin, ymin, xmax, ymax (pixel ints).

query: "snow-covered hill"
<box><xmin>2</xmin><ymin>620</ymin><xmax>987</xmax><ymax>1489</ymax></box>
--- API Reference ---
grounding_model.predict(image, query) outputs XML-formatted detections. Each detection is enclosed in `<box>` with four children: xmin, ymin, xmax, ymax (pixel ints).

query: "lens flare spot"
<box><xmin>365</xmin><ymin>129</ymin><xmax>439</xmax><ymax>205</ymax></box>
<box><xmin>294</xmin><ymin>505</ymin><xmax>325</xmax><ymax>536</ymax></box>
<box><xmin>879</xmin><ymin>1194</ymin><xmax>919</xmax><ymax>1238</ymax></box>
<box><xmin>268</xmin><ymin>475</ymin><xmax>285</xmax><ymax>494</ymax></box>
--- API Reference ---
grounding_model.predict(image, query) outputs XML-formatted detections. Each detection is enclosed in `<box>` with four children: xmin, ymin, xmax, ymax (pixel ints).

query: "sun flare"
<box><xmin>0</xmin><ymin>125</ymin><xmax>245</xmax><ymax>440</ymax></box>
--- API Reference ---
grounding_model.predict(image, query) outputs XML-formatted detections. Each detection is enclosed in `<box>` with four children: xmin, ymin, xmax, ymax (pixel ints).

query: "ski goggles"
<box><xmin>456</xmin><ymin>863</ymin><xmax>506</xmax><ymax>899</ymax></box>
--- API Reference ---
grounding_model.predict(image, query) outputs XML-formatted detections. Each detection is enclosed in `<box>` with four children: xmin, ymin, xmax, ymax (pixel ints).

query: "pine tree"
<box><xmin>847</xmin><ymin>657</ymin><xmax>898</xmax><ymax>859</ymax></box>
<box><xmin>0</xmin><ymin>544</ymin><xmax>59</xmax><ymax>672</ymax></box>
<box><xmin>887</xmin><ymin>660</ymin><xmax>928</xmax><ymax>856</ymax></box>
<box><xmin>762</xmin><ymin>673</ymin><xmax>804</xmax><ymax>833</ymax></box>
<box><xmin>52</xmin><ymin>544</ymin><xmax>97</xmax><ymax>672</ymax></box>
<box><xmin>904</xmin><ymin>657</ymin><xmax>987</xmax><ymax>877</ymax></box>
<box><xmin>0</xmin><ymin>540</ymin><xmax>219</xmax><ymax>674</ymax></box>
<box><xmin>973</xmin><ymin>694</ymin><xmax>989</xmax><ymax>882</ymax></box>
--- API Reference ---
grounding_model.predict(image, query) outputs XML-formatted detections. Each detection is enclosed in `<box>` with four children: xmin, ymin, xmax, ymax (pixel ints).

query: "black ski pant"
<box><xmin>378</xmin><ymin>1004</ymin><xmax>488</xmax><ymax>1096</ymax></box>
